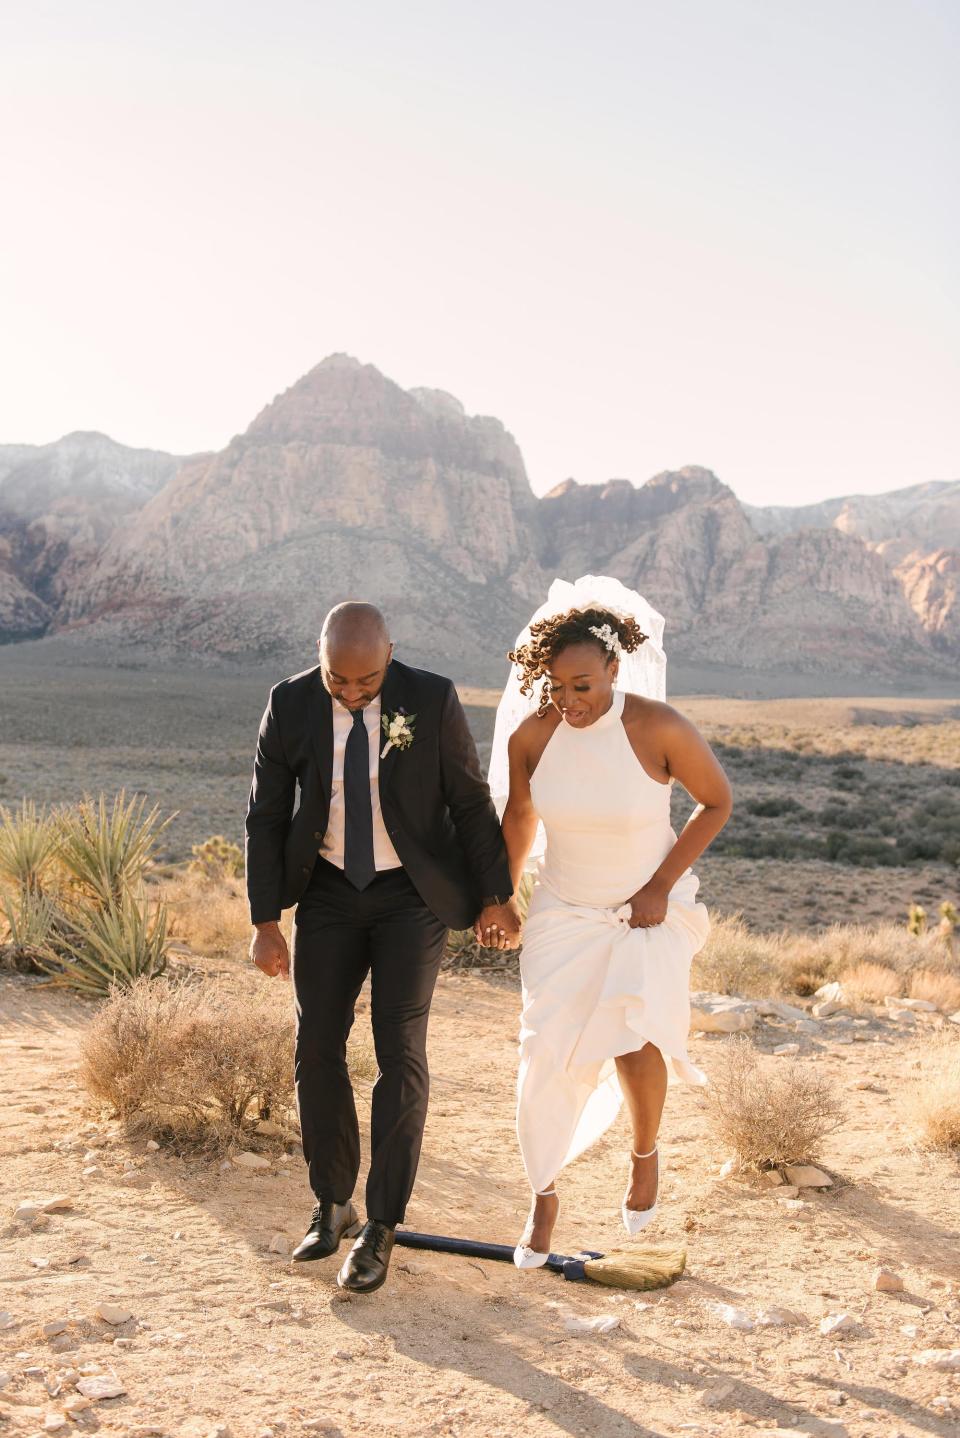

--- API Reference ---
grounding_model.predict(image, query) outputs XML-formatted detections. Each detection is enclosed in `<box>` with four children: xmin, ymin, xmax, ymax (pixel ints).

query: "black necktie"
<box><xmin>343</xmin><ymin>707</ymin><xmax>376</xmax><ymax>890</ymax></box>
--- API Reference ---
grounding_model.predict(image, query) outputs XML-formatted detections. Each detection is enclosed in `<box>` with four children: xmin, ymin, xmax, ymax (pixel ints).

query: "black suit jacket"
<box><xmin>244</xmin><ymin>658</ymin><xmax>513</xmax><ymax>930</ymax></box>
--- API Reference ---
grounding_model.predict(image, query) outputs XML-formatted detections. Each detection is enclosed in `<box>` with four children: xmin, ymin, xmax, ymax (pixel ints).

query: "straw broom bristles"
<box><xmin>581</xmin><ymin>1243</ymin><xmax>686</xmax><ymax>1289</ymax></box>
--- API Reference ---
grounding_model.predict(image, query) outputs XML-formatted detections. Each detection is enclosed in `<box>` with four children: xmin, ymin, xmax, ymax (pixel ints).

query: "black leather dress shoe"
<box><xmin>336</xmin><ymin>1219</ymin><xmax>396</xmax><ymax>1293</ymax></box>
<box><xmin>291</xmin><ymin>1200</ymin><xmax>362</xmax><ymax>1262</ymax></box>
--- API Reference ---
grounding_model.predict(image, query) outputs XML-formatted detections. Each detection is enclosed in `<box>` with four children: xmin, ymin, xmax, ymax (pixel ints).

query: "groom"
<box><xmin>245</xmin><ymin>602</ymin><xmax>520</xmax><ymax>1293</ymax></box>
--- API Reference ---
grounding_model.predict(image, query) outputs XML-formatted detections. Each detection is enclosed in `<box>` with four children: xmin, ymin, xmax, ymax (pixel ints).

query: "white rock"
<box><xmin>885</xmin><ymin>1006</ymin><xmax>917</xmax><ymax>1023</ymax></box>
<box><xmin>772</xmin><ymin>1042</ymin><xmax>800</xmax><ymax>1056</ymax></box>
<box><xmin>96</xmin><ymin>1303</ymin><xmax>133</xmax><ymax>1326</ymax></box>
<box><xmin>712</xmin><ymin>1302</ymin><xmax>755</xmax><ymax>1330</ymax></box>
<box><xmin>812</xmin><ymin>982</ymin><xmax>847</xmax><ymax>1017</ymax></box>
<box><xmin>947</xmin><ymin>1011</ymin><xmax>960</xmax><ymax>1025</ymax></box>
<box><xmin>0</xmin><ymin>1311</ymin><xmax>14</xmax><ymax>1329</ymax></box>
<box><xmin>793</xmin><ymin>1018</ymin><xmax>820</xmax><ymax>1034</ymax></box>
<box><xmin>563</xmin><ymin>1313</ymin><xmax>619</xmax><ymax>1333</ymax></box>
<box><xmin>40</xmin><ymin>1196</ymin><xmax>74</xmax><ymax>1213</ymax></box>
<box><xmin>231</xmin><ymin>1151</ymin><xmax>271</xmax><ymax>1170</ymax></box>
<box><xmin>43</xmin><ymin>1415</ymin><xmax>68</xmax><ymax>1432</ymax></box>
<box><xmin>775</xmin><ymin>1186</ymin><xmax>801</xmax><ymax>1200</ymax></box>
<box><xmin>81</xmin><ymin>1166</ymin><xmax>101</xmax><ymax>1177</ymax></box>
<box><xmin>784</xmin><ymin>1164</ymin><xmax>832</xmax><ymax>1188</ymax></box>
<box><xmin>0</xmin><ymin>1369</ymin><xmax>12</xmax><ymax>1390</ymax></box>
<box><xmin>268</xmin><ymin>1233</ymin><xmax>291</xmax><ymax>1255</ymax></box>
<box><xmin>42</xmin><ymin>1319</ymin><xmax>69</xmax><ymax>1338</ymax></box>
<box><xmin>717</xmin><ymin>1158</ymin><xmax>741</xmax><ymax>1179</ymax></box>
<box><xmin>690</xmin><ymin>995</ymin><xmax>756</xmax><ymax>1034</ymax></box>
<box><xmin>15</xmin><ymin>1200</ymin><xmax>42</xmax><ymax>1221</ymax></box>
<box><xmin>755</xmin><ymin>1306</ymin><xmax>804</xmax><ymax>1326</ymax></box>
<box><xmin>779</xmin><ymin>1197</ymin><xmax>805</xmax><ymax>1212</ymax></box>
<box><xmin>900</xmin><ymin>1323</ymin><xmax>920</xmax><ymax>1338</ymax></box>
<box><xmin>913</xmin><ymin>1349</ymin><xmax>960</xmax><ymax>1371</ymax></box>
<box><xmin>873</xmin><ymin>1267</ymin><xmax>904</xmax><ymax>1292</ymax></box>
<box><xmin>754</xmin><ymin>998</ymin><xmax>808</xmax><ymax>1021</ymax></box>
<box><xmin>30</xmin><ymin>1255</ymin><xmax>50</xmax><ymax>1268</ymax></box>
<box><xmin>820</xmin><ymin>1312</ymin><xmax>857</xmax><ymax>1335</ymax></box>
<box><xmin>884</xmin><ymin>994</ymin><xmax>935</xmax><ymax>1012</ymax></box>
<box><xmin>146</xmin><ymin>1140</ymin><xmax>160</xmax><ymax>1152</ymax></box>
<box><xmin>76</xmin><ymin>1374</ymin><xmax>126</xmax><ymax>1399</ymax></box>
<box><xmin>63</xmin><ymin>1395</ymin><xmax>92</xmax><ymax>1414</ymax></box>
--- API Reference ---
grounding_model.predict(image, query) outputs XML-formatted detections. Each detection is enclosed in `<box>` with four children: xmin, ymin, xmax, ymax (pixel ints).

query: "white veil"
<box><xmin>487</xmin><ymin>575</ymin><xmax>667</xmax><ymax>869</ymax></box>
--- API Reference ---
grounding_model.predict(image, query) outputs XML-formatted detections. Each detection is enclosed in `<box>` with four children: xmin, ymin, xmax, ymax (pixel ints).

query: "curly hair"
<box><xmin>508</xmin><ymin>606</ymin><xmax>649</xmax><ymax>716</ymax></box>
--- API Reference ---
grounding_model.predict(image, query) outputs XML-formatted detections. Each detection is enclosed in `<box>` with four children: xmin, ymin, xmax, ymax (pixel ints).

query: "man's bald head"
<box><xmin>318</xmin><ymin>602</ymin><xmax>393</xmax><ymax>710</ymax></box>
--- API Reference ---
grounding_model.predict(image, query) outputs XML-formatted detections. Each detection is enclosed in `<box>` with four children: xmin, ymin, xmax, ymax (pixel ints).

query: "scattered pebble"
<box><xmin>231</xmin><ymin>1151</ymin><xmax>271</xmax><ymax>1170</ymax></box>
<box><xmin>872</xmin><ymin>1267</ymin><xmax>904</xmax><ymax>1293</ymax></box>
<box><xmin>96</xmin><ymin>1303</ymin><xmax>134</xmax><ymax>1326</ymax></box>
<box><xmin>43</xmin><ymin>1415</ymin><xmax>68</xmax><ymax>1432</ymax></box>
<box><xmin>397</xmin><ymin>1259</ymin><xmax>428</xmax><ymax>1275</ymax></box>
<box><xmin>76</xmin><ymin>1373</ymin><xmax>127</xmax><ymax>1399</ymax></box>
<box><xmin>268</xmin><ymin>1233</ymin><xmax>291</xmax><ymax>1255</ymax></box>
<box><xmin>563</xmin><ymin>1313</ymin><xmax>620</xmax><ymax>1334</ymax></box>
<box><xmin>772</xmin><ymin>1042</ymin><xmax>800</xmax><ymax>1056</ymax></box>
<box><xmin>0</xmin><ymin>1369</ymin><xmax>12</xmax><ymax>1390</ymax></box>
<box><xmin>820</xmin><ymin>1312</ymin><xmax>857</xmax><ymax>1335</ymax></box>
<box><xmin>755</xmin><ymin>1306</ymin><xmax>804</xmax><ymax>1326</ymax></box>
<box><xmin>759</xmin><ymin>1170</ymin><xmax>784</xmax><ymax>1188</ymax></box>
<box><xmin>711</xmin><ymin>1303</ymin><xmax>755</xmax><ymax>1330</ymax></box>
<box><xmin>146</xmin><ymin>1140</ymin><xmax>160</xmax><ymax>1151</ymax></box>
<box><xmin>42</xmin><ymin>1319</ymin><xmax>70</xmax><ymax>1338</ymax></box>
<box><xmin>913</xmin><ymin>1349</ymin><xmax>960</xmax><ymax>1371</ymax></box>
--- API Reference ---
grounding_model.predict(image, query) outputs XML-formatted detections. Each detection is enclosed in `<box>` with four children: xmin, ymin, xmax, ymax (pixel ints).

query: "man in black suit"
<box><xmin>246</xmin><ymin>602</ymin><xmax>520</xmax><ymax>1293</ymax></box>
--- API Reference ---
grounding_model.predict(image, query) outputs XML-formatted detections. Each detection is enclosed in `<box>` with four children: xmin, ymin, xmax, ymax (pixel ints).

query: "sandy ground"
<box><xmin>2</xmin><ymin>969</ymin><xmax>959</xmax><ymax>1438</ymax></box>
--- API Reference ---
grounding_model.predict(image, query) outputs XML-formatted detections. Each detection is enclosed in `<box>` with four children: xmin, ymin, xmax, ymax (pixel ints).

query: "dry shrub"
<box><xmin>901</xmin><ymin>1033</ymin><xmax>960</xmax><ymax>1151</ymax></box>
<box><xmin>162</xmin><ymin>870</ymin><xmax>251</xmax><ymax>957</ymax></box>
<box><xmin>691</xmin><ymin>913</ymin><xmax>785</xmax><ymax>997</ymax></box>
<box><xmin>908</xmin><ymin>968</ymin><xmax>960</xmax><ymax>1014</ymax></box>
<box><xmin>701</xmin><ymin>1036</ymin><xmax>845</xmax><ymax>1169</ymax></box>
<box><xmin>774</xmin><ymin>922</ymin><xmax>953</xmax><ymax>996</ymax></box>
<box><xmin>80</xmin><ymin>974</ymin><xmax>375</xmax><ymax>1151</ymax></box>
<box><xmin>841</xmin><ymin>961</ymin><xmax>903</xmax><ymax>1004</ymax></box>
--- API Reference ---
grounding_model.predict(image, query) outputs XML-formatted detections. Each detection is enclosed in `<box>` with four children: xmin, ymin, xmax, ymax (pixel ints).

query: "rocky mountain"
<box><xmin>0</xmin><ymin>433</ymin><xmax>182</xmax><ymax>641</ymax></box>
<box><xmin>2</xmin><ymin>357</ymin><xmax>958</xmax><ymax>683</ymax></box>
<box><xmin>58</xmin><ymin>356</ymin><xmax>542</xmax><ymax>667</ymax></box>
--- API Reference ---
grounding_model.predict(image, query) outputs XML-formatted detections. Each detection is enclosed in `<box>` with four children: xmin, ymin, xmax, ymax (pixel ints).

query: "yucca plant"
<box><xmin>57</xmin><ymin>790</ymin><xmax>173</xmax><ymax>907</ymax></box>
<box><xmin>0</xmin><ymin>887</ymin><xmax>61</xmax><ymax>973</ymax></box>
<box><xmin>36</xmin><ymin>890</ymin><xmax>169</xmax><ymax>996</ymax></box>
<box><xmin>0</xmin><ymin>799</ymin><xmax>60</xmax><ymax>894</ymax></box>
<box><xmin>189</xmin><ymin>834</ymin><xmax>244</xmax><ymax>881</ymax></box>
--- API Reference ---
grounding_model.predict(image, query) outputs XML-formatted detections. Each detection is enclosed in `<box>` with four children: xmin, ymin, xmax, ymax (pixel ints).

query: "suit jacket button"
<box><xmin>313</xmin><ymin>831</ymin><xmax>323</xmax><ymax>840</ymax></box>
<box><xmin>301</xmin><ymin>865</ymin><xmax>311</xmax><ymax>875</ymax></box>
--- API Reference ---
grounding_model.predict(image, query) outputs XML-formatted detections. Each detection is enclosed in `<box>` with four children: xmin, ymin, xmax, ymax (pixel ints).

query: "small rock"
<box><xmin>255</xmin><ymin>1119</ymin><xmax>285</xmax><ymax>1136</ymax></box>
<box><xmin>912</xmin><ymin>1349</ymin><xmax>960</xmax><ymax>1371</ymax></box>
<box><xmin>81</xmin><ymin>1165</ymin><xmax>101</xmax><ymax>1177</ymax></box>
<box><xmin>826</xmin><ymin>1389</ymin><xmax>847</xmax><ymax>1404</ymax></box>
<box><xmin>947</xmin><ymin>1010</ymin><xmax>960</xmax><ymax>1025</ymax></box>
<box><xmin>884</xmin><ymin>995</ymin><xmax>935</xmax><ymax>1012</ymax></box>
<box><xmin>690</xmin><ymin>994</ymin><xmax>756</xmax><ymax>1034</ymax></box>
<box><xmin>563</xmin><ymin>1313</ymin><xmax>619</xmax><ymax>1333</ymax></box>
<box><xmin>820</xmin><ymin>1312</ymin><xmax>857</xmax><ymax>1335</ymax></box>
<box><xmin>0</xmin><ymin>1311</ymin><xmax>15</xmax><ymax>1328</ymax></box>
<box><xmin>76</xmin><ymin>1373</ymin><xmax>126</xmax><ymax>1399</ymax></box>
<box><xmin>755</xmin><ymin>1306</ymin><xmax>804</xmax><ymax>1326</ymax></box>
<box><xmin>759</xmin><ymin>1169</ymin><xmax>784</xmax><ymax>1187</ymax></box>
<box><xmin>712</xmin><ymin>1303</ymin><xmax>755</xmax><ymax>1330</ymax></box>
<box><xmin>0</xmin><ymin>1369</ymin><xmax>12</xmax><ymax>1390</ymax></box>
<box><xmin>701</xmin><ymin>1380</ymin><xmax>737</xmax><ymax>1408</ymax></box>
<box><xmin>96</xmin><ymin>1302</ymin><xmax>134</xmax><ymax>1326</ymax></box>
<box><xmin>784</xmin><ymin>1164</ymin><xmax>832</xmax><ymax>1188</ymax></box>
<box><xmin>793</xmin><ymin>1018</ymin><xmax>820</xmax><ymax>1034</ymax></box>
<box><xmin>812</xmin><ymin>982</ymin><xmax>847</xmax><ymax>1018</ymax></box>
<box><xmin>42</xmin><ymin>1319</ymin><xmax>70</xmax><ymax>1338</ymax></box>
<box><xmin>231</xmin><ymin>1151</ymin><xmax>271</xmax><ymax>1170</ymax></box>
<box><xmin>268</xmin><ymin>1233</ymin><xmax>291</xmax><ymax>1255</ymax></box>
<box><xmin>775</xmin><ymin>1185</ymin><xmax>801</xmax><ymax>1200</ymax></box>
<box><xmin>779</xmin><ymin>1197</ymin><xmax>805</xmax><ymax>1212</ymax></box>
<box><xmin>754</xmin><ymin>998</ymin><xmax>808</xmax><ymax>1021</ymax></box>
<box><xmin>14</xmin><ymin>1200</ymin><xmax>42</xmax><ymax>1221</ymax></box>
<box><xmin>717</xmin><ymin>1158</ymin><xmax>742</xmax><ymax>1179</ymax></box>
<box><xmin>900</xmin><ymin>1323</ymin><xmax>920</xmax><ymax>1338</ymax></box>
<box><xmin>43</xmin><ymin>1415</ymin><xmax>68</xmax><ymax>1432</ymax></box>
<box><xmin>397</xmin><ymin>1259</ymin><xmax>428</xmax><ymax>1275</ymax></box>
<box><xmin>146</xmin><ymin>1140</ymin><xmax>160</xmax><ymax>1152</ymax></box>
<box><xmin>207</xmin><ymin>1426</ymin><xmax>233</xmax><ymax>1438</ymax></box>
<box><xmin>886</xmin><ymin>1006</ymin><xmax>917</xmax><ymax>1023</ymax></box>
<box><xmin>63</xmin><ymin>1395</ymin><xmax>93</xmax><ymax>1414</ymax></box>
<box><xmin>30</xmin><ymin>1255</ymin><xmax>51</xmax><ymax>1268</ymax></box>
<box><xmin>772</xmin><ymin>1042</ymin><xmax>800</xmax><ymax>1056</ymax></box>
<box><xmin>49</xmin><ymin>1335</ymin><xmax>75</xmax><ymax>1353</ymax></box>
<box><xmin>40</xmin><ymin>1196</ymin><xmax>74</xmax><ymax>1213</ymax></box>
<box><xmin>873</xmin><ymin>1267</ymin><xmax>904</xmax><ymax>1292</ymax></box>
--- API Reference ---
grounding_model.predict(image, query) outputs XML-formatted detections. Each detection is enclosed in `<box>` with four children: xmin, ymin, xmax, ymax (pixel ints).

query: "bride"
<box><xmin>482</xmin><ymin>576</ymin><xmax>732</xmax><ymax>1267</ymax></box>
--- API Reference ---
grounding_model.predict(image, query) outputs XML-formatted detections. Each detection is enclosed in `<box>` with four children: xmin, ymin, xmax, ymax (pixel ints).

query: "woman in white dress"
<box><xmin>483</xmin><ymin>577</ymin><xmax>732</xmax><ymax>1267</ymax></box>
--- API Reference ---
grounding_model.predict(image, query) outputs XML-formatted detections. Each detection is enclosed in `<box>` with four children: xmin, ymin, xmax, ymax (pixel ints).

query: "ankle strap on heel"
<box><xmin>534</xmin><ymin>1187</ymin><xmax>557</xmax><ymax>1197</ymax></box>
<box><xmin>631</xmin><ymin>1145</ymin><xmax>658</xmax><ymax>1160</ymax></box>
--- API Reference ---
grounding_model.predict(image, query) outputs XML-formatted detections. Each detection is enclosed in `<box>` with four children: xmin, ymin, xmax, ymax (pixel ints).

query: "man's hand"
<box><xmin>250</xmin><ymin>921</ymin><xmax>290</xmax><ymax>978</ymax></box>
<box><xmin>474</xmin><ymin>899</ymin><xmax>523</xmax><ymax>951</ymax></box>
<box><xmin>627</xmin><ymin>879</ymin><xmax>669</xmax><ymax>929</ymax></box>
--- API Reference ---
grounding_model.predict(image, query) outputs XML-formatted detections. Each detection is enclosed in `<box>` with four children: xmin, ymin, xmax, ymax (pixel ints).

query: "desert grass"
<box><xmin>80</xmin><ymin>972</ymin><xmax>377</xmax><ymax>1151</ymax></box>
<box><xmin>900</xmin><ymin>1032</ymin><xmax>960</xmax><ymax>1152</ymax></box>
<box><xmin>690</xmin><ymin>913</ymin><xmax>786</xmax><ymax>997</ymax></box>
<box><xmin>700</xmin><ymin>1035</ymin><xmax>845</xmax><ymax>1169</ymax></box>
<box><xmin>162</xmin><ymin>868</ymin><xmax>252</xmax><ymax>958</ymax></box>
<box><xmin>907</xmin><ymin>967</ymin><xmax>960</xmax><ymax>1014</ymax></box>
<box><xmin>839</xmin><ymin>961</ymin><xmax>903</xmax><ymax>1004</ymax></box>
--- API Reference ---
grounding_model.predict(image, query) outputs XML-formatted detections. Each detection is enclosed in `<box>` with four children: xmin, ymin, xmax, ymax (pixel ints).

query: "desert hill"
<box><xmin>2</xmin><ymin>357</ymin><xmax>958</xmax><ymax>682</ymax></box>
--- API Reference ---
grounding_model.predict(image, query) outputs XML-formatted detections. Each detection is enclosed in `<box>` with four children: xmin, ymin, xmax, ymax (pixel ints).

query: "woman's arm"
<box><xmin>473</xmin><ymin>723</ymin><xmax>540</xmax><ymax>948</ymax></box>
<box><xmin>628</xmin><ymin>707</ymin><xmax>732</xmax><ymax>928</ymax></box>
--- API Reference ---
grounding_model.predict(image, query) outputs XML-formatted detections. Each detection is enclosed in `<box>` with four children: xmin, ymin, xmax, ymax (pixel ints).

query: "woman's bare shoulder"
<box><xmin>510</xmin><ymin>708</ymin><xmax>560</xmax><ymax>748</ymax></box>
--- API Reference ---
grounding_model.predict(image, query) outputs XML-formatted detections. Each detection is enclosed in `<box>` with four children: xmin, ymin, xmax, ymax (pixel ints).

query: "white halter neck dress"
<box><xmin>516</xmin><ymin>688</ymin><xmax>709</xmax><ymax>1194</ymax></box>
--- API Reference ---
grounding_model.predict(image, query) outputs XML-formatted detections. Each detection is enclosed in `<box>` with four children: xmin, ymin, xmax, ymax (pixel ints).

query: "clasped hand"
<box><xmin>626</xmin><ymin>878</ymin><xmax>669</xmax><ymax>928</ymax></box>
<box><xmin>474</xmin><ymin>899</ymin><xmax>523</xmax><ymax>950</ymax></box>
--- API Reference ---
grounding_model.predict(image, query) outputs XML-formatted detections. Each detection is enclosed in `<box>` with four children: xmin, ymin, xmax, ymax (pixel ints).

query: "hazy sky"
<box><xmin>1</xmin><ymin>1</ymin><xmax>956</xmax><ymax>505</ymax></box>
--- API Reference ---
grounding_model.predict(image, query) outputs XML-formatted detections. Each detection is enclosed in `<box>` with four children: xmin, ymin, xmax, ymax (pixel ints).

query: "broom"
<box><xmin>395</xmin><ymin>1230</ymin><xmax>685</xmax><ymax>1289</ymax></box>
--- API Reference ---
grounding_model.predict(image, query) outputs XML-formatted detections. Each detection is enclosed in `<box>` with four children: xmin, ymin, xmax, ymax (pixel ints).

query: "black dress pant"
<box><xmin>291</xmin><ymin>855</ymin><xmax>448</xmax><ymax>1226</ymax></box>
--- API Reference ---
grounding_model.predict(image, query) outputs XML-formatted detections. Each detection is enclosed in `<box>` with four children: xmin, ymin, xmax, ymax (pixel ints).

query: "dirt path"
<box><xmin>2</xmin><ymin>971</ymin><xmax>959</xmax><ymax>1438</ymax></box>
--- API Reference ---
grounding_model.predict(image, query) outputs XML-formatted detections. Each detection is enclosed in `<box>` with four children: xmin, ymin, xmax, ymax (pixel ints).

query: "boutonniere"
<box><xmin>380</xmin><ymin>707</ymin><xmax>417</xmax><ymax>758</ymax></box>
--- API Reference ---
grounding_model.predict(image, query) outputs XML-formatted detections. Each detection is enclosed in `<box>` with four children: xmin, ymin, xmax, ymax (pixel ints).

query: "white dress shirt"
<box><xmin>320</xmin><ymin>692</ymin><xmax>403</xmax><ymax>873</ymax></box>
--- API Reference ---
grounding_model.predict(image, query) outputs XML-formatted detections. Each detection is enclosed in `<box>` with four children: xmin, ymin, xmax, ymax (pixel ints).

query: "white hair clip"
<box><xmin>588</xmin><ymin>622</ymin><xmax>621</xmax><ymax>655</ymax></box>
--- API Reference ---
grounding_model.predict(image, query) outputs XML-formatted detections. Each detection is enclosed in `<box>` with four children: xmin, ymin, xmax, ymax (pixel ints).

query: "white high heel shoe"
<box><xmin>513</xmin><ymin>1187</ymin><xmax>558</xmax><ymax>1269</ymax></box>
<box><xmin>622</xmin><ymin>1144</ymin><xmax>660</xmax><ymax>1235</ymax></box>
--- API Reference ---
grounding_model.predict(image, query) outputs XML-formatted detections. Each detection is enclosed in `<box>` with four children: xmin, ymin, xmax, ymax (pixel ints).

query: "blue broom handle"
<box><xmin>395</xmin><ymin>1229</ymin><xmax>601</xmax><ymax>1278</ymax></box>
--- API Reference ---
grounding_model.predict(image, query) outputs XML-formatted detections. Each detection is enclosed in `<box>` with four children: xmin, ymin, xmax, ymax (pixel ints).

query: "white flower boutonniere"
<box><xmin>380</xmin><ymin>708</ymin><xmax>417</xmax><ymax>758</ymax></box>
